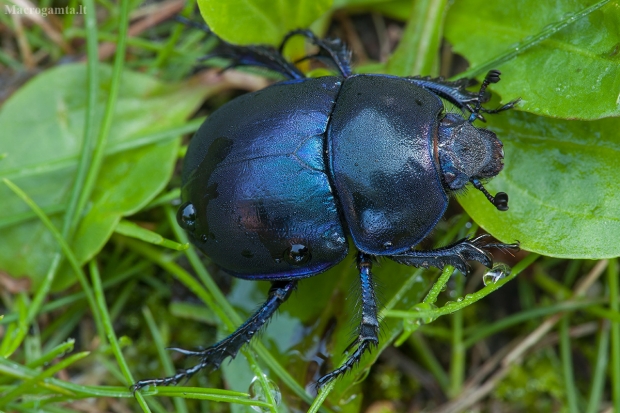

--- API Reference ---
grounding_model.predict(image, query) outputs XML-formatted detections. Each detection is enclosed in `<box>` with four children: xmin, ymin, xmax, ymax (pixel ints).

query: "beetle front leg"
<box><xmin>316</xmin><ymin>252</ymin><xmax>379</xmax><ymax>388</ymax></box>
<box><xmin>407</xmin><ymin>70</ymin><xmax>519</xmax><ymax>121</ymax></box>
<box><xmin>279</xmin><ymin>29</ymin><xmax>353</xmax><ymax>77</ymax></box>
<box><xmin>389</xmin><ymin>235</ymin><xmax>519</xmax><ymax>275</ymax></box>
<box><xmin>131</xmin><ymin>280</ymin><xmax>296</xmax><ymax>392</ymax></box>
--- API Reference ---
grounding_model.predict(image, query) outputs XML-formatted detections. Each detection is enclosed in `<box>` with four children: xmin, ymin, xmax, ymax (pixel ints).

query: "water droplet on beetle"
<box><xmin>249</xmin><ymin>375</ymin><xmax>281</xmax><ymax>412</ymax></box>
<box><xmin>383</xmin><ymin>241</ymin><xmax>393</xmax><ymax>249</ymax></box>
<box><xmin>283</xmin><ymin>243</ymin><xmax>311</xmax><ymax>265</ymax></box>
<box><xmin>177</xmin><ymin>202</ymin><xmax>196</xmax><ymax>231</ymax></box>
<box><xmin>482</xmin><ymin>263</ymin><xmax>511</xmax><ymax>286</ymax></box>
<box><xmin>200</xmin><ymin>234</ymin><xmax>207</xmax><ymax>242</ymax></box>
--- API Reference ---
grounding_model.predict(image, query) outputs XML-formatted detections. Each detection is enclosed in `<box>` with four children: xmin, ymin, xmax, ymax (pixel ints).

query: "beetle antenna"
<box><xmin>470</xmin><ymin>178</ymin><xmax>509</xmax><ymax>211</ymax></box>
<box><xmin>468</xmin><ymin>70</ymin><xmax>502</xmax><ymax>123</ymax></box>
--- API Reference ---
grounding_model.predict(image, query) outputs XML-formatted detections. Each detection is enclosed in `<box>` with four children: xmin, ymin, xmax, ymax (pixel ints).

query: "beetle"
<box><xmin>133</xmin><ymin>29</ymin><xmax>519</xmax><ymax>391</ymax></box>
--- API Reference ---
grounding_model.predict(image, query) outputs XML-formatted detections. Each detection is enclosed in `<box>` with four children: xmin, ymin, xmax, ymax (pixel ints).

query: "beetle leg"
<box><xmin>407</xmin><ymin>76</ymin><xmax>480</xmax><ymax>113</ymax></box>
<box><xmin>316</xmin><ymin>252</ymin><xmax>379</xmax><ymax>388</ymax></box>
<box><xmin>174</xmin><ymin>16</ymin><xmax>306</xmax><ymax>80</ymax></box>
<box><xmin>203</xmin><ymin>42</ymin><xmax>306</xmax><ymax>80</ymax></box>
<box><xmin>280</xmin><ymin>29</ymin><xmax>353</xmax><ymax>77</ymax></box>
<box><xmin>389</xmin><ymin>235</ymin><xmax>519</xmax><ymax>275</ymax></box>
<box><xmin>407</xmin><ymin>70</ymin><xmax>519</xmax><ymax>121</ymax></box>
<box><xmin>131</xmin><ymin>280</ymin><xmax>296</xmax><ymax>392</ymax></box>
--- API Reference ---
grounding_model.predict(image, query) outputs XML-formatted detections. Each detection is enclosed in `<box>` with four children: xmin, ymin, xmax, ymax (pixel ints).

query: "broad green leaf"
<box><xmin>445</xmin><ymin>0</ymin><xmax>620</xmax><ymax>120</ymax></box>
<box><xmin>0</xmin><ymin>64</ymin><xmax>215</xmax><ymax>289</ymax></box>
<box><xmin>332</xmin><ymin>0</ymin><xmax>412</xmax><ymax>20</ymax></box>
<box><xmin>460</xmin><ymin>110</ymin><xmax>620</xmax><ymax>258</ymax></box>
<box><xmin>197</xmin><ymin>0</ymin><xmax>333</xmax><ymax>45</ymax></box>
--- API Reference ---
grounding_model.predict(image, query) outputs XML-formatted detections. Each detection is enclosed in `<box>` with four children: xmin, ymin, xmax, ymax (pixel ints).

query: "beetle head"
<box><xmin>437</xmin><ymin>113</ymin><xmax>509</xmax><ymax>210</ymax></box>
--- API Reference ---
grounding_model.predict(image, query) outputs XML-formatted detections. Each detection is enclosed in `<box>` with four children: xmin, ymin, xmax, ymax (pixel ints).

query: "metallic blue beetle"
<box><xmin>134</xmin><ymin>30</ymin><xmax>519</xmax><ymax>390</ymax></box>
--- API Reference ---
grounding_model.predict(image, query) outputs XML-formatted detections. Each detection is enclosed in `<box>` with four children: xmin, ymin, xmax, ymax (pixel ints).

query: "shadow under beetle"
<box><xmin>133</xmin><ymin>29</ymin><xmax>520</xmax><ymax>391</ymax></box>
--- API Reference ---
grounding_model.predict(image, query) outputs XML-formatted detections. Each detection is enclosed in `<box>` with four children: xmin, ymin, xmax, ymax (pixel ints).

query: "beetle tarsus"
<box><xmin>131</xmin><ymin>280</ymin><xmax>296</xmax><ymax>392</ymax></box>
<box><xmin>316</xmin><ymin>253</ymin><xmax>379</xmax><ymax>388</ymax></box>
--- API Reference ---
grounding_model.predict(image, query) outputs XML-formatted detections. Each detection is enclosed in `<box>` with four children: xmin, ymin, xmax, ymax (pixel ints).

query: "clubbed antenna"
<box><xmin>468</xmin><ymin>70</ymin><xmax>502</xmax><ymax>123</ymax></box>
<box><xmin>471</xmin><ymin>178</ymin><xmax>509</xmax><ymax>211</ymax></box>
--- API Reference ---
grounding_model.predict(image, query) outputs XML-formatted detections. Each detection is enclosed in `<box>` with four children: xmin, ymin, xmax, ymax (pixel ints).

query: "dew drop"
<box><xmin>283</xmin><ymin>243</ymin><xmax>311</xmax><ymax>265</ymax></box>
<box><xmin>412</xmin><ymin>302</ymin><xmax>438</xmax><ymax>326</ymax></box>
<box><xmin>249</xmin><ymin>375</ymin><xmax>281</xmax><ymax>413</ymax></box>
<box><xmin>383</xmin><ymin>241</ymin><xmax>393</xmax><ymax>249</ymax></box>
<box><xmin>482</xmin><ymin>263</ymin><xmax>512</xmax><ymax>286</ymax></box>
<box><xmin>177</xmin><ymin>202</ymin><xmax>196</xmax><ymax>231</ymax></box>
<box><xmin>200</xmin><ymin>234</ymin><xmax>208</xmax><ymax>243</ymax></box>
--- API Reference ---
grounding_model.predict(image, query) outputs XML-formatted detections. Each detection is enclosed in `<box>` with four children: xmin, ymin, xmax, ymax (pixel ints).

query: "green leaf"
<box><xmin>0</xmin><ymin>64</ymin><xmax>215</xmax><ymax>289</ymax></box>
<box><xmin>197</xmin><ymin>0</ymin><xmax>333</xmax><ymax>45</ymax></box>
<box><xmin>445</xmin><ymin>0</ymin><xmax>620</xmax><ymax>120</ymax></box>
<box><xmin>460</xmin><ymin>110</ymin><xmax>620</xmax><ymax>258</ymax></box>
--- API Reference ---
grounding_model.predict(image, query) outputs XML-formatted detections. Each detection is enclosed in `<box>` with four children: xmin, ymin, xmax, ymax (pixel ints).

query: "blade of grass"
<box><xmin>307</xmin><ymin>381</ymin><xmax>335</xmax><ymax>413</ymax></box>
<box><xmin>61</xmin><ymin>0</ymin><xmax>99</xmax><ymax>238</ymax></box>
<box><xmin>115</xmin><ymin>220</ymin><xmax>189</xmax><ymax>251</ymax></box>
<box><xmin>90</xmin><ymin>260</ymin><xmax>151</xmax><ymax>413</ymax></box>
<box><xmin>140</xmin><ymin>386</ymin><xmax>272</xmax><ymax>407</ymax></box>
<box><xmin>0</xmin><ymin>351</ymin><xmax>90</xmax><ymax>407</ymax></box>
<box><xmin>424</xmin><ymin>266</ymin><xmax>455</xmax><ymax>305</ymax></box>
<box><xmin>26</xmin><ymin>339</ymin><xmax>75</xmax><ymax>369</ymax></box>
<box><xmin>449</xmin><ymin>275</ymin><xmax>465</xmax><ymax>398</ymax></box>
<box><xmin>141</xmin><ymin>306</ymin><xmax>189</xmax><ymax>413</ymax></box>
<box><xmin>559</xmin><ymin>315</ymin><xmax>579</xmax><ymax>413</ymax></box>
<box><xmin>0</xmin><ymin>293</ymin><xmax>28</xmax><ymax>357</ymax></box>
<box><xmin>151</xmin><ymin>0</ymin><xmax>195</xmax><ymax>71</ymax></box>
<box><xmin>408</xmin><ymin>333</ymin><xmax>450</xmax><ymax>392</ymax></box>
<box><xmin>385</xmin><ymin>0</ymin><xmax>448</xmax><ymax>76</ymax></box>
<box><xmin>69</xmin><ymin>0</ymin><xmax>131</xmax><ymax>236</ymax></box>
<box><xmin>609</xmin><ymin>258</ymin><xmax>620</xmax><ymax>412</ymax></box>
<box><xmin>247</xmin><ymin>370</ymin><xmax>278</xmax><ymax>413</ymax></box>
<box><xmin>386</xmin><ymin>253</ymin><xmax>540</xmax><ymax>322</ymax></box>
<box><xmin>586</xmin><ymin>321</ymin><xmax>610</xmax><ymax>413</ymax></box>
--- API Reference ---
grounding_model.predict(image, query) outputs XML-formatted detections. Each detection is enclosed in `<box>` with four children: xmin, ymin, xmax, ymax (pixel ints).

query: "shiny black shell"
<box><xmin>179</xmin><ymin>74</ymin><xmax>447</xmax><ymax>280</ymax></box>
